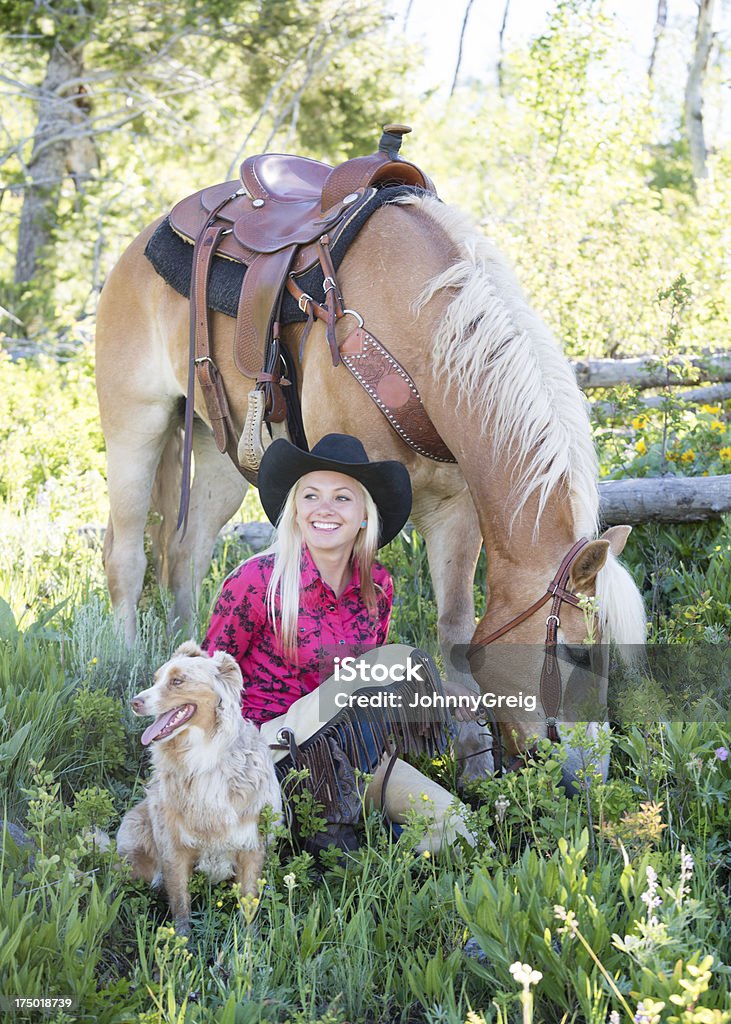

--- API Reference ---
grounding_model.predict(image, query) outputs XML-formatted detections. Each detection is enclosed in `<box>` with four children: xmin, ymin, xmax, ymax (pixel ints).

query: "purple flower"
<box><xmin>715</xmin><ymin>747</ymin><xmax>729</xmax><ymax>762</ymax></box>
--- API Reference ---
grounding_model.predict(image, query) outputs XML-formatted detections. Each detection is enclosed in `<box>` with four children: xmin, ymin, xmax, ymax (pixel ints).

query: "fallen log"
<box><xmin>599</xmin><ymin>474</ymin><xmax>731</xmax><ymax>525</ymax></box>
<box><xmin>573</xmin><ymin>352</ymin><xmax>731</xmax><ymax>390</ymax></box>
<box><xmin>592</xmin><ymin>381</ymin><xmax>731</xmax><ymax>416</ymax></box>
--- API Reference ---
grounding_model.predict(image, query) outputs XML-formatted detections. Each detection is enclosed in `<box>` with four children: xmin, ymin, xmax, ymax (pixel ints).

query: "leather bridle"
<box><xmin>465</xmin><ymin>538</ymin><xmax>591</xmax><ymax>773</ymax></box>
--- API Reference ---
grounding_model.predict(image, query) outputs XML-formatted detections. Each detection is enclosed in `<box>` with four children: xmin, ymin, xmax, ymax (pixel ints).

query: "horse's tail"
<box><xmin>149</xmin><ymin>421</ymin><xmax>184</xmax><ymax>589</ymax></box>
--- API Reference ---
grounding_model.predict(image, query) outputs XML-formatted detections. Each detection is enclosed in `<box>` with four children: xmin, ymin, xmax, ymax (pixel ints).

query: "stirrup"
<box><xmin>238</xmin><ymin>389</ymin><xmax>269</xmax><ymax>472</ymax></box>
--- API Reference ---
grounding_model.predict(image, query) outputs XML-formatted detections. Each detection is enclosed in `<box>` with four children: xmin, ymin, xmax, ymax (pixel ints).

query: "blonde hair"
<box><xmin>256</xmin><ymin>478</ymin><xmax>381</xmax><ymax>656</ymax></box>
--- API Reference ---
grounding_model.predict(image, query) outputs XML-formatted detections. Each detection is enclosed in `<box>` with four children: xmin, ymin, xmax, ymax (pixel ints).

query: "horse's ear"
<box><xmin>174</xmin><ymin>640</ymin><xmax>205</xmax><ymax>659</ymax></box>
<box><xmin>211</xmin><ymin>650</ymin><xmax>243</xmax><ymax>694</ymax></box>
<box><xmin>569</xmin><ymin>540</ymin><xmax>610</xmax><ymax>592</ymax></box>
<box><xmin>600</xmin><ymin>525</ymin><xmax>632</xmax><ymax>557</ymax></box>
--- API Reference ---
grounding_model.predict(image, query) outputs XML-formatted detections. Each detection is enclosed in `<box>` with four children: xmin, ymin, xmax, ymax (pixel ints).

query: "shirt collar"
<box><xmin>300</xmin><ymin>545</ymin><xmax>360</xmax><ymax>595</ymax></box>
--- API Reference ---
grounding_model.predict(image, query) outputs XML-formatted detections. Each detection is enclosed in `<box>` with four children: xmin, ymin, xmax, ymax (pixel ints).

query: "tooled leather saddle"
<box><xmin>158</xmin><ymin>125</ymin><xmax>455</xmax><ymax>529</ymax></box>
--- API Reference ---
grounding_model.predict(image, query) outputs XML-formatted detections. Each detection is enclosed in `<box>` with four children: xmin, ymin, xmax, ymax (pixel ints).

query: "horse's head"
<box><xmin>468</xmin><ymin>524</ymin><xmax>645</xmax><ymax>791</ymax></box>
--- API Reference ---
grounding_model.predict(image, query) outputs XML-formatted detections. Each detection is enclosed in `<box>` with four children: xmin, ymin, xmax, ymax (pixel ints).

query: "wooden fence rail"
<box><xmin>572</xmin><ymin>351</ymin><xmax>731</xmax><ymax>390</ymax></box>
<box><xmin>598</xmin><ymin>474</ymin><xmax>731</xmax><ymax>525</ymax></box>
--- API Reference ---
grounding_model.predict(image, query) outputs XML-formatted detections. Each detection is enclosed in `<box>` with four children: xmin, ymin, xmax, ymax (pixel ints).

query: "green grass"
<box><xmin>0</xmin><ymin>353</ymin><xmax>729</xmax><ymax>1023</ymax></box>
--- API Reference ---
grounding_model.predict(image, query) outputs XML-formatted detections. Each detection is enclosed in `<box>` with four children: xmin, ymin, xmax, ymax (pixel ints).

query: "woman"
<box><xmin>203</xmin><ymin>434</ymin><xmax>473</xmax><ymax>854</ymax></box>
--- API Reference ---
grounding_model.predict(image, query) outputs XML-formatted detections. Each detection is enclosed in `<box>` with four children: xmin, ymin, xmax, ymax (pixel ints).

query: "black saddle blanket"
<box><xmin>144</xmin><ymin>185</ymin><xmax>420</xmax><ymax>324</ymax></box>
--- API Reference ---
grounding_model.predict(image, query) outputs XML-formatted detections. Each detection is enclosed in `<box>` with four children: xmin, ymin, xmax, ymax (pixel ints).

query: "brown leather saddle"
<box><xmin>167</xmin><ymin>125</ymin><xmax>454</xmax><ymax>530</ymax></box>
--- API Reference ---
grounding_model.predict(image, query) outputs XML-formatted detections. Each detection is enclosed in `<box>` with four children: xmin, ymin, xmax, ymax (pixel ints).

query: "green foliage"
<box><xmin>0</xmin><ymin>1</ymin><xmax>729</xmax><ymax>1018</ymax></box>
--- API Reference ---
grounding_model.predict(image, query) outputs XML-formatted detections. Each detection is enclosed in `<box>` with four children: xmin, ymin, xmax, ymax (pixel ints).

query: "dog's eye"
<box><xmin>170</xmin><ymin>677</ymin><xmax>184</xmax><ymax>687</ymax></box>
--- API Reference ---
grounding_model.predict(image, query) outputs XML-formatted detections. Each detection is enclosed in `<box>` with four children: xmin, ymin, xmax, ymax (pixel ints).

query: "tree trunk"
<box><xmin>684</xmin><ymin>0</ymin><xmax>716</xmax><ymax>180</ymax></box>
<box><xmin>648</xmin><ymin>0</ymin><xmax>668</xmax><ymax>81</ymax></box>
<box><xmin>450</xmin><ymin>0</ymin><xmax>475</xmax><ymax>97</ymax></box>
<box><xmin>599</xmin><ymin>474</ymin><xmax>731</xmax><ymax>525</ymax></box>
<box><xmin>571</xmin><ymin>352</ymin><xmax>731</xmax><ymax>390</ymax></box>
<box><xmin>14</xmin><ymin>42</ymin><xmax>97</xmax><ymax>284</ymax></box>
<box><xmin>497</xmin><ymin>0</ymin><xmax>511</xmax><ymax>94</ymax></box>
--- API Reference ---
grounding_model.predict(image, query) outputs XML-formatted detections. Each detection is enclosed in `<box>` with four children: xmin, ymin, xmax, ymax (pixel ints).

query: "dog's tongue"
<box><xmin>141</xmin><ymin>708</ymin><xmax>182</xmax><ymax>746</ymax></box>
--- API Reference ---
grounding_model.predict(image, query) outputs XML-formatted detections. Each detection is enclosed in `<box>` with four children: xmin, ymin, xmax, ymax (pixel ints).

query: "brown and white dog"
<box><xmin>116</xmin><ymin>641</ymin><xmax>281</xmax><ymax>934</ymax></box>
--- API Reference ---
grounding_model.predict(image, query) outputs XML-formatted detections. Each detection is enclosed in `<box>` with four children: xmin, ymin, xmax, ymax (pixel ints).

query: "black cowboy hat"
<box><xmin>258</xmin><ymin>434</ymin><xmax>412</xmax><ymax>547</ymax></box>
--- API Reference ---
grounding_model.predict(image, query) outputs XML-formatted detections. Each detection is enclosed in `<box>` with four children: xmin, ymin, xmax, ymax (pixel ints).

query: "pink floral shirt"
<box><xmin>202</xmin><ymin>546</ymin><xmax>393</xmax><ymax>725</ymax></box>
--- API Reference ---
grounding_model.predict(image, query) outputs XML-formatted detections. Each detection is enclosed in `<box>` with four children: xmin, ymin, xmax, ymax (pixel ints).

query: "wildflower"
<box><xmin>422</xmin><ymin>850</ymin><xmax>431</xmax><ymax>859</ymax></box>
<box><xmin>715</xmin><ymin>746</ymin><xmax>729</xmax><ymax>761</ymax></box>
<box><xmin>509</xmin><ymin>961</ymin><xmax>543</xmax><ymax>987</ymax></box>
<box><xmin>633</xmin><ymin>1000</ymin><xmax>665</xmax><ymax>1024</ymax></box>
<box><xmin>494</xmin><ymin>795</ymin><xmax>510</xmax><ymax>823</ymax></box>
<box><xmin>640</xmin><ymin>865</ymin><xmax>662</xmax><ymax>924</ymax></box>
<box><xmin>680</xmin><ymin>449</ymin><xmax>695</xmax><ymax>463</ymax></box>
<box><xmin>283</xmin><ymin>872</ymin><xmax>297</xmax><ymax>892</ymax></box>
<box><xmin>421</xmin><ymin>792</ymin><xmax>430</xmax><ymax>802</ymax></box>
<box><xmin>216</xmin><ymin>899</ymin><xmax>223</xmax><ymax>908</ymax></box>
<box><xmin>635</xmin><ymin>439</ymin><xmax>647</xmax><ymax>456</ymax></box>
<box><xmin>666</xmin><ymin>449</ymin><xmax>679</xmax><ymax>462</ymax></box>
<box><xmin>720</xmin><ymin>447</ymin><xmax>731</xmax><ymax>462</ymax></box>
<box><xmin>608</xmin><ymin>1012</ymin><xmax>621</xmax><ymax>1024</ymax></box>
<box><xmin>553</xmin><ymin>904</ymin><xmax>579</xmax><ymax>936</ymax></box>
<box><xmin>679</xmin><ymin>845</ymin><xmax>694</xmax><ymax>899</ymax></box>
<box><xmin>632</xmin><ymin>414</ymin><xmax>649</xmax><ymax>430</ymax></box>
<box><xmin>710</xmin><ymin>420</ymin><xmax>725</xmax><ymax>433</ymax></box>
<box><xmin>701</xmin><ymin>403</ymin><xmax>721</xmax><ymax>415</ymax></box>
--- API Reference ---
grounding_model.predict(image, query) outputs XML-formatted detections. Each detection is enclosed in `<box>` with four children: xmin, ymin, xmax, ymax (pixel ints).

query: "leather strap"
<box><xmin>475</xmin><ymin>538</ymin><xmax>586</xmax><ymax>647</ymax></box>
<box><xmin>178</xmin><ymin>210</ymin><xmax>240</xmax><ymax>532</ymax></box>
<box><xmin>468</xmin><ymin>537</ymin><xmax>590</xmax><ymax>754</ymax></box>
<box><xmin>234</xmin><ymin>245</ymin><xmax>298</xmax><ymax>378</ymax></box>
<box><xmin>340</xmin><ymin>325</ymin><xmax>456</xmax><ymax>463</ymax></box>
<box><xmin>317</xmin><ymin>234</ymin><xmax>344</xmax><ymax>367</ymax></box>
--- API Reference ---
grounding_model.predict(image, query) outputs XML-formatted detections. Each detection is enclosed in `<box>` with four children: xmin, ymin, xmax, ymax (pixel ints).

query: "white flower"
<box><xmin>509</xmin><ymin>961</ymin><xmax>543</xmax><ymax>987</ymax></box>
<box><xmin>283</xmin><ymin>872</ymin><xmax>297</xmax><ymax>892</ymax></box>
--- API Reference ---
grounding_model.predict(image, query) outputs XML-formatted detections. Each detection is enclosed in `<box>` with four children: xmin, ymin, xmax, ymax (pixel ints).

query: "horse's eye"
<box><xmin>566</xmin><ymin>645</ymin><xmax>591</xmax><ymax>667</ymax></box>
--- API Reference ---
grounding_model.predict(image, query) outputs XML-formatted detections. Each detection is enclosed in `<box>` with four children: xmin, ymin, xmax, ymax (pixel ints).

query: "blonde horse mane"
<box><xmin>400</xmin><ymin>192</ymin><xmax>599</xmax><ymax>536</ymax></box>
<box><xmin>397</xmin><ymin>194</ymin><xmax>645</xmax><ymax>650</ymax></box>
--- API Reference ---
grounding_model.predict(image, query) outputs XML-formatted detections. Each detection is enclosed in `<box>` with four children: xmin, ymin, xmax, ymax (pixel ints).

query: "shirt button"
<box><xmin>338</xmin><ymin>639</ymin><xmax>345</xmax><ymax>645</ymax></box>
<box><xmin>328</xmin><ymin>605</ymin><xmax>336</xmax><ymax>612</ymax></box>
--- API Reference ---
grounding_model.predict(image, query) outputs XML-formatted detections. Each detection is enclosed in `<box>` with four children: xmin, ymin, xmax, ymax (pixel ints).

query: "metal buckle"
<box><xmin>194</xmin><ymin>356</ymin><xmax>216</xmax><ymax>368</ymax></box>
<box><xmin>342</xmin><ymin>308</ymin><xmax>364</xmax><ymax>328</ymax></box>
<box><xmin>298</xmin><ymin>293</ymin><xmax>313</xmax><ymax>313</ymax></box>
<box><xmin>545</xmin><ymin>614</ymin><xmax>560</xmax><ymax>627</ymax></box>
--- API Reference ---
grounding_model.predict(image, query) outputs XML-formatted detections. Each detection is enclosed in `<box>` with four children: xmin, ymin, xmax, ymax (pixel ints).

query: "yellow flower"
<box><xmin>422</xmin><ymin>850</ymin><xmax>431</xmax><ymax>859</ymax></box>
<box><xmin>710</xmin><ymin>420</ymin><xmax>726</xmax><ymax>433</ymax></box>
<box><xmin>666</xmin><ymin>450</ymin><xmax>679</xmax><ymax>462</ymax></box>
<box><xmin>632</xmin><ymin>414</ymin><xmax>649</xmax><ymax>430</ymax></box>
<box><xmin>681</xmin><ymin>450</ymin><xmax>695</xmax><ymax>463</ymax></box>
<box><xmin>701</xmin><ymin>404</ymin><xmax>721</xmax><ymax>415</ymax></box>
<box><xmin>720</xmin><ymin>447</ymin><xmax>731</xmax><ymax>462</ymax></box>
<box><xmin>635</xmin><ymin>439</ymin><xmax>647</xmax><ymax>456</ymax></box>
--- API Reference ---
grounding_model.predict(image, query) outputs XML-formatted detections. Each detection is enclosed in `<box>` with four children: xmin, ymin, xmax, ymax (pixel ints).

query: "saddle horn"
<box><xmin>378</xmin><ymin>123</ymin><xmax>412</xmax><ymax>159</ymax></box>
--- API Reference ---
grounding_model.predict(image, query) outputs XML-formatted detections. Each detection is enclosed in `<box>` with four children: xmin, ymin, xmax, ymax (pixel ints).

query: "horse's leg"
<box><xmin>102</xmin><ymin>401</ymin><xmax>177</xmax><ymax>645</ymax></box>
<box><xmin>151</xmin><ymin>418</ymin><xmax>248</xmax><ymax>636</ymax></box>
<box><xmin>412</xmin><ymin>487</ymin><xmax>495</xmax><ymax>780</ymax></box>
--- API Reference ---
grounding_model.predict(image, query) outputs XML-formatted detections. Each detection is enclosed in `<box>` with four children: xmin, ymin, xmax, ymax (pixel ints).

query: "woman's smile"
<box><xmin>295</xmin><ymin>470</ymin><xmax>365</xmax><ymax>554</ymax></box>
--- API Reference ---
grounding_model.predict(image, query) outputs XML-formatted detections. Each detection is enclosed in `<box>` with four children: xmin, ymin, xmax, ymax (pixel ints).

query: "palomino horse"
<box><xmin>96</xmin><ymin>192</ymin><xmax>646</xmax><ymax>786</ymax></box>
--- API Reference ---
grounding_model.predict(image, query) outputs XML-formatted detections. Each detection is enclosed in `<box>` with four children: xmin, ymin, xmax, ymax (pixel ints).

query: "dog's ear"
<box><xmin>174</xmin><ymin>640</ymin><xmax>205</xmax><ymax>659</ymax></box>
<box><xmin>210</xmin><ymin>650</ymin><xmax>243</xmax><ymax>695</ymax></box>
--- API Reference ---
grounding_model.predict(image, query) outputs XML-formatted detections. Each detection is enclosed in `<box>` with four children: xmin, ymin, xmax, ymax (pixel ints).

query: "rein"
<box><xmin>464</xmin><ymin>538</ymin><xmax>590</xmax><ymax>772</ymax></box>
